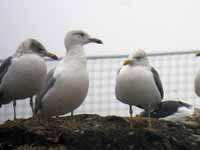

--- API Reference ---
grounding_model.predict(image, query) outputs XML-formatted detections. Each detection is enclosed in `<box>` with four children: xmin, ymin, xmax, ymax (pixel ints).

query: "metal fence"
<box><xmin>0</xmin><ymin>50</ymin><xmax>200</xmax><ymax>123</ymax></box>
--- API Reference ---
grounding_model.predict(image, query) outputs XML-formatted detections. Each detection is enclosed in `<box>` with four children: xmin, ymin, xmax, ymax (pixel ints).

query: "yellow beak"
<box><xmin>122</xmin><ymin>59</ymin><xmax>132</xmax><ymax>66</ymax></box>
<box><xmin>45</xmin><ymin>52</ymin><xmax>58</xmax><ymax>60</ymax></box>
<box><xmin>196</xmin><ymin>50</ymin><xmax>200</xmax><ymax>57</ymax></box>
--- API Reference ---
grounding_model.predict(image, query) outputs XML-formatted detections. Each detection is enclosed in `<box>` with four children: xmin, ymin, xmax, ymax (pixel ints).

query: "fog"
<box><xmin>1</xmin><ymin>0</ymin><xmax>200</xmax><ymax>58</ymax></box>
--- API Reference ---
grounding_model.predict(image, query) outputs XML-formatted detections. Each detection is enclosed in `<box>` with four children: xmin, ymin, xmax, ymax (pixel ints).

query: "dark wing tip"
<box><xmin>151</xmin><ymin>67</ymin><xmax>164</xmax><ymax>99</ymax></box>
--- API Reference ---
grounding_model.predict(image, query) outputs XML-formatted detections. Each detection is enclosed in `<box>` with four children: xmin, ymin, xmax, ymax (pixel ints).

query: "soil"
<box><xmin>0</xmin><ymin>111</ymin><xmax>200</xmax><ymax>150</ymax></box>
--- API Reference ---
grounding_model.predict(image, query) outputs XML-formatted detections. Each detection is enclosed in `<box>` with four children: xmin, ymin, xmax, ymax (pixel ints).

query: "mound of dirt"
<box><xmin>0</xmin><ymin>113</ymin><xmax>200</xmax><ymax>150</ymax></box>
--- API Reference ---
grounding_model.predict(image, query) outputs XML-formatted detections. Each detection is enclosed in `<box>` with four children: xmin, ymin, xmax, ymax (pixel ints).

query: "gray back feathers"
<box><xmin>0</xmin><ymin>56</ymin><xmax>13</xmax><ymax>106</ymax></box>
<box><xmin>0</xmin><ymin>56</ymin><xmax>12</xmax><ymax>84</ymax></box>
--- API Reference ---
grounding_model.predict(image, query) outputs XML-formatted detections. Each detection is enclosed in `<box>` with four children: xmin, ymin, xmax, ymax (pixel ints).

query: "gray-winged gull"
<box><xmin>0</xmin><ymin>39</ymin><xmax>58</xmax><ymax>119</ymax></box>
<box><xmin>115</xmin><ymin>48</ymin><xmax>163</xmax><ymax>127</ymax></box>
<box><xmin>195</xmin><ymin>50</ymin><xmax>200</xmax><ymax>97</ymax></box>
<box><xmin>140</xmin><ymin>100</ymin><xmax>194</xmax><ymax>122</ymax></box>
<box><xmin>35</xmin><ymin>30</ymin><xmax>103</xmax><ymax>118</ymax></box>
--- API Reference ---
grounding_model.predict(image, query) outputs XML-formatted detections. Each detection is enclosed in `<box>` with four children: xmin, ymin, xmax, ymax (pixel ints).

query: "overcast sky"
<box><xmin>1</xmin><ymin>0</ymin><xmax>200</xmax><ymax>58</ymax></box>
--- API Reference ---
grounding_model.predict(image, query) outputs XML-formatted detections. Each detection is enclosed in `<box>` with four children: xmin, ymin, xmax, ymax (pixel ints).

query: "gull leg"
<box><xmin>71</xmin><ymin>111</ymin><xmax>74</xmax><ymax>117</ymax></box>
<box><xmin>34</xmin><ymin>97</ymin><xmax>41</xmax><ymax>117</ymax></box>
<box><xmin>33</xmin><ymin>101</ymin><xmax>39</xmax><ymax>119</ymax></box>
<box><xmin>129</xmin><ymin>105</ymin><xmax>133</xmax><ymax>128</ymax></box>
<box><xmin>55</xmin><ymin>107</ymin><xmax>59</xmax><ymax>119</ymax></box>
<box><xmin>13</xmin><ymin>100</ymin><xmax>16</xmax><ymax>120</ymax></box>
<box><xmin>147</xmin><ymin>104</ymin><xmax>153</xmax><ymax>128</ymax></box>
<box><xmin>148</xmin><ymin>110</ymin><xmax>152</xmax><ymax>128</ymax></box>
<box><xmin>30</xmin><ymin>96</ymin><xmax>34</xmax><ymax>114</ymax></box>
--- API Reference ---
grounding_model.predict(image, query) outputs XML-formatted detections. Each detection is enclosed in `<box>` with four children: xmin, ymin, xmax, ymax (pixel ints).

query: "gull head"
<box><xmin>196</xmin><ymin>50</ymin><xmax>200</xmax><ymax>57</ymax></box>
<box><xmin>17</xmin><ymin>39</ymin><xmax>58</xmax><ymax>60</ymax></box>
<box><xmin>64</xmin><ymin>30</ymin><xmax>103</xmax><ymax>49</ymax></box>
<box><xmin>122</xmin><ymin>48</ymin><xmax>149</xmax><ymax>66</ymax></box>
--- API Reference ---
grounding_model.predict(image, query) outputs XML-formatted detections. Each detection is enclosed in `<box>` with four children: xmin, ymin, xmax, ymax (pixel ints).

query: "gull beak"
<box><xmin>196</xmin><ymin>50</ymin><xmax>200</xmax><ymax>56</ymax></box>
<box><xmin>88</xmin><ymin>38</ymin><xmax>103</xmax><ymax>44</ymax></box>
<box><xmin>122</xmin><ymin>59</ymin><xmax>132</xmax><ymax>66</ymax></box>
<box><xmin>45</xmin><ymin>51</ymin><xmax>58</xmax><ymax>60</ymax></box>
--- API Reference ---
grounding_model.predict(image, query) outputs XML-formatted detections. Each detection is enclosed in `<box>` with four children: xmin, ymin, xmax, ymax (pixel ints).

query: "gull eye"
<box><xmin>79</xmin><ymin>33</ymin><xmax>85</xmax><ymax>37</ymax></box>
<box><xmin>135</xmin><ymin>56</ymin><xmax>141</xmax><ymax>60</ymax></box>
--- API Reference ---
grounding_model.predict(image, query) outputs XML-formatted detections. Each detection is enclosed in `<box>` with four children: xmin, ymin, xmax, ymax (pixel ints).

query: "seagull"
<box><xmin>0</xmin><ymin>39</ymin><xmax>58</xmax><ymax>119</ymax></box>
<box><xmin>35</xmin><ymin>30</ymin><xmax>103</xmax><ymax>118</ymax></box>
<box><xmin>140</xmin><ymin>101</ymin><xmax>194</xmax><ymax>122</ymax></box>
<box><xmin>115</xmin><ymin>48</ymin><xmax>164</xmax><ymax>127</ymax></box>
<box><xmin>195</xmin><ymin>50</ymin><xmax>200</xmax><ymax>97</ymax></box>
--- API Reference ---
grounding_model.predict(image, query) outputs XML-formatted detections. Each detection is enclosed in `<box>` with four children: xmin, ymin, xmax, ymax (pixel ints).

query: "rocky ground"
<box><xmin>0</xmin><ymin>110</ymin><xmax>200</xmax><ymax>150</ymax></box>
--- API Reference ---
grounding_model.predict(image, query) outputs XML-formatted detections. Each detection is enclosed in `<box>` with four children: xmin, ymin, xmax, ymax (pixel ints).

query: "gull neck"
<box><xmin>66</xmin><ymin>45</ymin><xmax>86</xmax><ymax>58</ymax></box>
